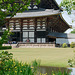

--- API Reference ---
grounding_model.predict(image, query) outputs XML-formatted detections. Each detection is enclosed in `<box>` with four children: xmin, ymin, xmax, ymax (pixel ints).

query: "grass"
<box><xmin>1</xmin><ymin>48</ymin><xmax>74</xmax><ymax>67</ymax></box>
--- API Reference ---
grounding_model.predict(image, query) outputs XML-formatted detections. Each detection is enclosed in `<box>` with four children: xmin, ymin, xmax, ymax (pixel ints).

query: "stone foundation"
<box><xmin>3</xmin><ymin>43</ymin><xmax>55</xmax><ymax>48</ymax></box>
<box><xmin>17</xmin><ymin>43</ymin><xmax>55</xmax><ymax>48</ymax></box>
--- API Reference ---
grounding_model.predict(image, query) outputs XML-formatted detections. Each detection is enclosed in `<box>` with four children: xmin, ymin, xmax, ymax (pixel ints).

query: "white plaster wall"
<box><xmin>56</xmin><ymin>38</ymin><xmax>75</xmax><ymax>44</ymax></box>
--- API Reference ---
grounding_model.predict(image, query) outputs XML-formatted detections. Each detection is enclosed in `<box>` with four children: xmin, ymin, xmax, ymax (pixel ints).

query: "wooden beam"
<box><xmin>46</xmin><ymin>17</ymin><xmax>48</xmax><ymax>42</ymax></box>
<box><xmin>20</xmin><ymin>19</ymin><xmax>23</xmax><ymax>42</ymax></box>
<box><xmin>34</xmin><ymin>18</ymin><xmax>37</xmax><ymax>43</ymax></box>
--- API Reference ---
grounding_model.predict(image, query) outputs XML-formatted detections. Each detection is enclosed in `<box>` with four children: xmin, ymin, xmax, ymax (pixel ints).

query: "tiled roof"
<box><xmin>6</xmin><ymin>8</ymin><xmax>60</xmax><ymax>18</ymax></box>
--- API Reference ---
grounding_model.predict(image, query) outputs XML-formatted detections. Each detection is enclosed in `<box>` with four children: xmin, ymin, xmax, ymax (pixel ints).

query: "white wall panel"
<box><xmin>56</xmin><ymin>38</ymin><xmax>75</xmax><ymax>44</ymax></box>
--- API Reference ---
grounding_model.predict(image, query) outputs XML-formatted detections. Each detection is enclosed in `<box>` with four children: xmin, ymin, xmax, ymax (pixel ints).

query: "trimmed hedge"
<box><xmin>62</xmin><ymin>43</ymin><xmax>68</xmax><ymax>48</ymax></box>
<box><xmin>0</xmin><ymin>46</ymin><xmax>12</xmax><ymax>50</ymax></box>
<box><xmin>70</xmin><ymin>42</ymin><xmax>75</xmax><ymax>48</ymax></box>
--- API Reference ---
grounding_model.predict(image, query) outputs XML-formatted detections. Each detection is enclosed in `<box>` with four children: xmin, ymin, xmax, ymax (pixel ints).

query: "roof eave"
<box><xmin>60</xmin><ymin>13</ymin><xmax>71</xmax><ymax>28</ymax></box>
<box><xmin>6</xmin><ymin>12</ymin><xmax>61</xmax><ymax>19</ymax></box>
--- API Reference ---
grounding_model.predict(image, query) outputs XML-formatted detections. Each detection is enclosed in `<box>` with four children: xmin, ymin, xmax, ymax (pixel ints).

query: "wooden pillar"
<box><xmin>27</xmin><ymin>19</ymin><xmax>29</xmax><ymax>40</ymax></box>
<box><xmin>34</xmin><ymin>18</ymin><xmax>37</xmax><ymax>43</ymax></box>
<box><xmin>14</xmin><ymin>20</ymin><xmax>16</xmax><ymax>30</ymax></box>
<box><xmin>20</xmin><ymin>19</ymin><xmax>23</xmax><ymax>42</ymax></box>
<box><xmin>40</xmin><ymin>18</ymin><xmax>42</xmax><ymax>29</ymax></box>
<box><xmin>46</xmin><ymin>17</ymin><xmax>49</xmax><ymax>43</ymax></box>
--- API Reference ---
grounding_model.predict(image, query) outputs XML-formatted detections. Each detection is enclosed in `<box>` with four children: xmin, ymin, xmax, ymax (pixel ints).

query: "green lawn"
<box><xmin>1</xmin><ymin>48</ymin><xmax>74</xmax><ymax>67</ymax></box>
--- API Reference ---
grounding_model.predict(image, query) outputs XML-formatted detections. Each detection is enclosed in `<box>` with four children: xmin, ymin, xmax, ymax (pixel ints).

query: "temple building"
<box><xmin>0</xmin><ymin>0</ymin><xmax>72</xmax><ymax>45</ymax></box>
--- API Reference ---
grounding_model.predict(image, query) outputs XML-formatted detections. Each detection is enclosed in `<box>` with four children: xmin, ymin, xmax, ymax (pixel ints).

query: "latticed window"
<box><xmin>37</xmin><ymin>18</ymin><xmax>46</xmax><ymax>30</ymax></box>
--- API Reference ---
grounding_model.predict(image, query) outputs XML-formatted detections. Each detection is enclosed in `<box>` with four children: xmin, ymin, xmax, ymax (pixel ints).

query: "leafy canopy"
<box><xmin>60</xmin><ymin>0</ymin><xmax>75</xmax><ymax>14</ymax></box>
<box><xmin>0</xmin><ymin>29</ymin><xmax>12</xmax><ymax>46</ymax></box>
<box><xmin>0</xmin><ymin>0</ymin><xmax>40</xmax><ymax>26</ymax></box>
<box><xmin>71</xmin><ymin>29</ymin><xmax>75</xmax><ymax>33</ymax></box>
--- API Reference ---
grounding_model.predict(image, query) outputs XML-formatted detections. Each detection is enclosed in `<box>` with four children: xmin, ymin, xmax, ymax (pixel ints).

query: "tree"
<box><xmin>60</xmin><ymin>0</ymin><xmax>75</xmax><ymax>14</ymax></box>
<box><xmin>0</xmin><ymin>0</ymin><xmax>40</xmax><ymax>45</ymax></box>
<box><xmin>60</xmin><ymin>0</ymin><xmax>75</xmax><ymax>34</ymax></box>
<box><xmin>0</xmin><ymin>29</ymin><xmax>12</xmax><ymax>47</ymax></box>
<box><xmin>71</xmin><ymin>29</ymin><xmax>75</xmax><ymax>33</ymax></box>
<box><xmin>0</xmin><ymin>0</ymin><xmax>40</xmax><ymax>27</ymax></box>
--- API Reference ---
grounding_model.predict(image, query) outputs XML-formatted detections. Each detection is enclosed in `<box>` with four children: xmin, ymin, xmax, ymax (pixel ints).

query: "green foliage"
<box><xmin>0</xmin><ymin>51</ymin><xmax>13</xmax><ymax>62</ymax></box>
<box><xmin>32</xmin><ymin>59</ymin><xmax>40</xmax><ymax>67</ymax></box>
<box><xmin>60</xmin><ymin>0</ymin><xmax>75</xmax><ymax>14</ymax></box>
<box><xmin>71</xmin><ymin>29</ymin><xmax>75</xmax><ymax>33</ymax></box>
<box><xmin>68</xmin><ymin>50</ymin><xmax>75</xmax><ymax>67</ymax></box>
<box><xmin>0</xmin><ymin>0</ymin><xmax>40</xmax><ymax>26</ymax></box>
<box><xmin>62</xmin><ymin>43</ymin><xmax>68</xmax><ymax>48</ymax></box>
<box><xmin>0</xmin><ymin>46</ymin><xmax>12</xmax><ymax>50</ymax></box>
<box><xmin>0</xmin><ymin>29</ymin><xmax>12</xmax><ymax>47</ymax></box>
<box><xmin>0</xmin><ymin>51</ymin><xmax>40</xmax><ymax>75</ymax></box>
<box><xmin>0</xmin><ymin>59</ymin><xmax>38</xmax><ymax>75</ymax></box>
<box><xmin>52</xmin><ymin>71</ymin><xmax>71</xmax><ymax>75</ymax></box>
<box><xmin>32</xmin><ymin>59</ymin><xmax>40</xmax><ymax>75</ymax></box>
<box><xmin>68</xmin><ymin>59</ymin><xmax>74</xmax><ymax>67</ymax></box>
<box><xmin>70</xmin><ymin>42</ymin><xmax>75</xmax><ymax>48</ymax></box>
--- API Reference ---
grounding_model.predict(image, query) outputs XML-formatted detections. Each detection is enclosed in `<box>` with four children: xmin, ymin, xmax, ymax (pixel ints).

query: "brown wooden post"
<box><xmin>28</xmin><ymin>19</ymin><xmax>29</xmax><ymax>40</ymax></box>
<box><xmin>40</xmin><ymin>18</ymin><xmax>43</xmax><ymax>43</ymax></box>
<box><xmin>34</xmin><ymin>18</ymin><xmax>37</xmax><ymax>43</ymax></box>
<box><xmin>46</xmin><ymin>17</ymin><xmax>49</xmax><ymax>43</ymax></box>
<box><xmin>14</xmin><ymin>20</ymin><xmax>16</xmax><ymax>30</ymax></box>
<box><xmin>20</xmin><ymin>19</ymin><xmax>23</xmax><ymax>42</ymax></box>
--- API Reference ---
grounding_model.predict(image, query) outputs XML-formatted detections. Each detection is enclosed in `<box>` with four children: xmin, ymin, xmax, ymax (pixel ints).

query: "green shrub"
<box><xmin>0</xmin><ymin>46</ymin><xmax>12</xmax><ymax>50</ymax></box>
<box><xmin>0</xmin><ymin>59</ymin><xmax>38</xmax><ymax>75</ymax></box>
<box><xmin>32</xmin><ymin>59</ymin><xmax>40</xmax><ymax>75</ymax></box>
<box><xmin>70</xmin><ymin>42</ymin><xmax>75</xmax><ymax>48</ymax></box>
<box><xmin>62</xmin><ymin>43</ymin><xmax>68</xmax><ymax>48</ymax></box>
<box><xmin>0</xmin><ymin>51</ymin><xmax>40</xmax><ymax>75</ymax></box>
<box><xmin>68</xmin><ymin>59</ymin><xmax>74</xmax><ymax>67</ymax></box>
<box><xmin>0</xmin><ymin>30</ymin><xmax>12</xmax><ymax>47</ymax></box>
<box><xmin>68</xmin><ymin>50</ymin><xmax>75</xmax><ymax>67</ymax></box>
<box><xmin>0</xmin><ymin>51</ymin><xmax>13</xmax><ymax>62</ymax></box>
<box><xmin>52</xmin><ymin>71</ymin><xmax>71</xmax><ymax>75</ymax></box>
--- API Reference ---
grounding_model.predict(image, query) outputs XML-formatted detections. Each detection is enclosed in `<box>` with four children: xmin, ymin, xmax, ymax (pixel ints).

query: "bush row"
<box><xmin>62</xmin><ymin>43</ymin><xmax>68</xmax><ymax>48</ymax></box>
<box><xmin>0</xmin><ymin>46</ymin><xmax>12</xmax><ymax>50</ymax></box>
<box><xmin>70</xmin><ymin>42</ymin><xmax>75</xmax><ymax>48</ymax></box>
<box><xmin>62</xmin><ymin>42</ymin><xmax>75</xmax><ymax>48</ymax></box>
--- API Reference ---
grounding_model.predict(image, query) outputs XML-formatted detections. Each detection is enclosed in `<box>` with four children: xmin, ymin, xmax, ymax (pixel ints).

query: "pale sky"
<box><xmin>56</xmin><ymin>0</ymin><xmax>62</xmax><ymax>4</ymax></box>
<box><xmin>56</xmin><ymin>0</ymin><xmax>75</xmax><ymax>33</ymax></box>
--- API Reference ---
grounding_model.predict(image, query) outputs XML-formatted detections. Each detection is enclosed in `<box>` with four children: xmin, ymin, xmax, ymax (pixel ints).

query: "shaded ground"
<box><xmin>1</xmin><ymin>48</ymin><xmax>74</xmax><ymax>67</ymax></box>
